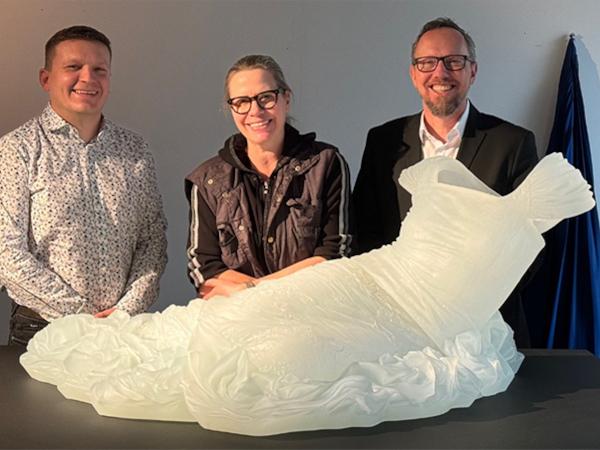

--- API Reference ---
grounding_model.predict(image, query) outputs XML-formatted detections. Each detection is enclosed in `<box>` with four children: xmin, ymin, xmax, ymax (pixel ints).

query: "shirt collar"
<box><xmin>419</xmin><ymin>100</ymin><xmax>471</xmax><ymax>145</ymax></box>
<box><xmin>41</xmin><ymin>103</ymin><xmax>71</xmax><ymax>132</ymax></box>
<box><xmin>40</xmin><ymin>103</ymin><xmax>111</xmax><ymax>141</ymax></box>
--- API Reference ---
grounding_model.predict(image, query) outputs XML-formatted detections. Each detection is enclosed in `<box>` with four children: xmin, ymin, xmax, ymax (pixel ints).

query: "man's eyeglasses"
<box><xmin>227</xmin><ymin>88</ymin><xmax>285</xmax><ymax>114</ymax></box>
<box><xmin>412</xmin><ymin>55</ymin><xmax>474</xmax><ymax>73</ymax></box>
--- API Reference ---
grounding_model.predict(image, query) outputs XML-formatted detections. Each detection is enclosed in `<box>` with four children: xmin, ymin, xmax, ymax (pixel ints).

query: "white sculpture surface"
<box><xmin>21</xmin><ymin>154</ymin><xmax>595</xmax><ymax>436</ymax></box>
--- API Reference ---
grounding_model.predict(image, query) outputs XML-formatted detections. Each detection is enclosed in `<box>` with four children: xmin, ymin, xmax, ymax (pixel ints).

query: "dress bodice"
<box><xmin>354</xmin><ymin>154</ymin><xmax>594</xmax><ymax>347</ymax></box>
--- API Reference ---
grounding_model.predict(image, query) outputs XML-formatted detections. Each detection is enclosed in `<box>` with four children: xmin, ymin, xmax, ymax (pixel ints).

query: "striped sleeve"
<box><xmin>313</xmin><ymin>151</ymin><xmax>353</xmax><ymax>260</ymax></box>
<box><xmin>185</xmin><ymin>181</ymin><xmax>228</xmax><ymax>288</ymax></box>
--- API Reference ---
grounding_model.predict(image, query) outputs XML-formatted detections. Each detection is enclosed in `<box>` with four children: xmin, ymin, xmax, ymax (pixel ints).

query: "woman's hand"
<box><xmin>201</xmin><ymin>278</ymin><xmax>255</xmax><ymax>300</ymax></box>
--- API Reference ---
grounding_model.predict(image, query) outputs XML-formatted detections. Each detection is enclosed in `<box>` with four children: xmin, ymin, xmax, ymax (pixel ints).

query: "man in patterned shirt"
<box><xmin>0</xmin><ymin>25</ymin><xmax>167</xmax><ymax>345</ymax></box>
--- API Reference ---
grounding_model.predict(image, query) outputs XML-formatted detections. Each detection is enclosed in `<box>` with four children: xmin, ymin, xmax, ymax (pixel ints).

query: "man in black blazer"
<box><xmin>353</xmin><ymin>18</ymin><xmax>539</xmax><ymax>347</ymax></box>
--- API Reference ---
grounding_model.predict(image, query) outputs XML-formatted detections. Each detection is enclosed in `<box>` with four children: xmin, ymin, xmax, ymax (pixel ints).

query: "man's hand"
<box><xmin>94</xmin><ymin>307</ymin><xmax>117</xmax><ymax>318</ymax></box>
<box><xmin>201</xmin><ymin>278</ymin><xmax>253</xmax><ymax>300</ymax></box>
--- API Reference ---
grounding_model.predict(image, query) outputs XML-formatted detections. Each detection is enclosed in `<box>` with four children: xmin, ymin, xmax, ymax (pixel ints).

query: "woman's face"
<box><xmin>227</xmin><ymin>68</ymin><xmax>289</xmax><ymax>152</ymax></box>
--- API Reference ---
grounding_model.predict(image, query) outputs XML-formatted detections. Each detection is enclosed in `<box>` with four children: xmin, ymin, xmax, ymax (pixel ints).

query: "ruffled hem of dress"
<box><xmin>20</xmin><ymin>308</ymin><xmax>521</xmax><ymax>436</ymax></box>
<box><xmin>182</xmin><ymin>311</ymin><xmax>521</xmax><ymax>435</ymax></box>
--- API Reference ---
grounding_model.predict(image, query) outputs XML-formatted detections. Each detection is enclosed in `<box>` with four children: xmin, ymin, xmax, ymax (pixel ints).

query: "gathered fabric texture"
<box><xmin>21</xmin><ymin>153</ymin><xmax>595</xmax><ymax>436</ymax></box>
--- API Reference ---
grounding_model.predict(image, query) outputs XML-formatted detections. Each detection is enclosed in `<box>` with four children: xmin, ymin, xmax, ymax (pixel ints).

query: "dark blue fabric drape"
<box><xmin>524</xmin><ymin>36</ymin><xmax>600</xmax><ymax>355</ymax></box>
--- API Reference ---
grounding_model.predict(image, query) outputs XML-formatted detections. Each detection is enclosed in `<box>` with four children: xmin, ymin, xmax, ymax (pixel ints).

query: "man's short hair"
<box><xmin>45</xmin><ymin>25</ymin><xmax>111</xmax><ymax>69</ymax></box>
<box><xmin>411</xmin><ymin>17</ymin><xmax>476</xmax><ymax>62</ymax></box>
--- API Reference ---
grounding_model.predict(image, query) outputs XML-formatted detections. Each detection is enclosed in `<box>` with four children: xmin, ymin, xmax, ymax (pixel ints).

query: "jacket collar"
<box><xmin>221</xmin><ymin>123</ymin><xmax>317</xmax><ymax>173</ymax></box>
<box><xmin>456</xmin><ymin>104</ymin><xmax>484</xmax><ymax>168</ymax></box>
<box><xmin>399</xmin><ymin>104</ymin><xmax>484</xmax><ymax>169</ymax></box>
<box><xmin>398</xmin><ymin>113</ymin><xmax>422</xmax><ymax>168</ymax></box>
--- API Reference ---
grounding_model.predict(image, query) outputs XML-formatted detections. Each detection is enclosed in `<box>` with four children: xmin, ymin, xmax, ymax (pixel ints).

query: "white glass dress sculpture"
<box><xmin>20</xmin><ymin>154</ymin><xmax>595</xmax><ymax>436</ymax></box>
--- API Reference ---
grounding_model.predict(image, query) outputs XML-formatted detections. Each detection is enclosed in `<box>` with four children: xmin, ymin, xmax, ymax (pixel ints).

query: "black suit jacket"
<box><xmin>352</xmin><ymin>105</ymin><xmax>539</xmax><ymax>346</ymax></box>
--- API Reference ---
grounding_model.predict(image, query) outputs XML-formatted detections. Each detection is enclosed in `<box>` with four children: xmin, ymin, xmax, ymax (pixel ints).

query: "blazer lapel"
<box><xmin>397</xmin><ymin>114</ymin><xmax>422</xmax><ymax>167</ymax></box>
<box><xmin>457</xmin><ymin>105</ymin><xmax>485</xmax><ymax>169</ymax></box>
<box><xmin>393</xmin><ymin>114</ymin><xmax>422</xmax><ymax>221</ymax></box>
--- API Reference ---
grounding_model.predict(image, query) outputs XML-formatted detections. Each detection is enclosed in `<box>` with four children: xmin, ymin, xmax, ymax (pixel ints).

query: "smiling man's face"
<box><xmin>410</xmin><ymin>27</ymin><xmax>477</xmax><ymax>118</ymax></box>
<box><xmin>40</xmin><ymin>39</ymin><xmax>111</xmax><ymax>125</ymax></box>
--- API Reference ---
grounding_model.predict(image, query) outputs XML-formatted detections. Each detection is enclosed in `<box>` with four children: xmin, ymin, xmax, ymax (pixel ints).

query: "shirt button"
<box><xmin>267</xmin><ymin>236</ymin><xmax>274</xmax><ymax>244</ymax></box>
<box><xmin>294</xmin><ymin>166</ymin><xmax>301</xmax><ymax>172</ymax></box>
<box><xmin>207</xmin><ymin>178</ymin><xmax>214</xmax><ymax>185</ymax></box>
<box><xmin>238</xmin><ymin>224</ymin><xmax>245</xmax><ymax>231</ymax></box>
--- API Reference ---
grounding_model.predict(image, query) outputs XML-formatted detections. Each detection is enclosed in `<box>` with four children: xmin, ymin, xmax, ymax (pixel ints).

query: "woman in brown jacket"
<box><xmin>185</xmin><ymin>55</ymin><xmax>352</xmax><ymax>299</ymax></box>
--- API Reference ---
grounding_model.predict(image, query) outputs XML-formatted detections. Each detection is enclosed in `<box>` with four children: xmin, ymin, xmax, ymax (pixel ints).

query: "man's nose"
<box><xmin>432</xmin><ymin>60</ymin><xmax>451</xmax><ymax>76</ymax></box>
<box><xmin>79</xmin><ymin>65</ymin><xmax>94</xmax><ymax>82</ymax></box>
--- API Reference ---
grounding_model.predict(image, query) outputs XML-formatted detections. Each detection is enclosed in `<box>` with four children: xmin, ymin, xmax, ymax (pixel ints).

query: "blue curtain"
<box><xmin>525</xmin><ymin>36</ymin><xmax>600</xmax><ymax>355</ymax></box>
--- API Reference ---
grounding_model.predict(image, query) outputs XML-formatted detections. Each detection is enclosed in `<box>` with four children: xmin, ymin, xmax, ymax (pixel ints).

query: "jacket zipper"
<box><xmin>262</xmin><ymin>178</ymin><xmax>272</xmax><ymax>272</ymax></box>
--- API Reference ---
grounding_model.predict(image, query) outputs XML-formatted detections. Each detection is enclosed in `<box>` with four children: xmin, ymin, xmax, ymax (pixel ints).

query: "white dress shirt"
<box><xmin>419</xmin><ymin>101</ymin><xmax>471</xmax><ymax>160</ymax></box>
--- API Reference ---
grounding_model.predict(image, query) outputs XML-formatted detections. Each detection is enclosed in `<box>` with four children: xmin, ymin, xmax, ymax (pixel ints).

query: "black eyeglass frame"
<box><xmin>227</xmin><ymin>88</ymin><xmax>285</xmax><ymax>114</ymax></box>
<box><xmin>412</xmin><ymin>55</ymin><xmax>474</xmax><ymax>73</ymax></box>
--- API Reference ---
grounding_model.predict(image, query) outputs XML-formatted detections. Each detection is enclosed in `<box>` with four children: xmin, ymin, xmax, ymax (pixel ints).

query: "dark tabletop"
<box><xmin>2</xmin><ymin>346</ymin><xmax>600</xmax><ymax>449</ymax></box>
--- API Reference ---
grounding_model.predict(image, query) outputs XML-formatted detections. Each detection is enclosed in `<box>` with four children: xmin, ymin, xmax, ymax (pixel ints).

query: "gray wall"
<box><xmin>1</xmin><ymin>0</ymin><xmax>600</xmax><ymax>343</ymax></box>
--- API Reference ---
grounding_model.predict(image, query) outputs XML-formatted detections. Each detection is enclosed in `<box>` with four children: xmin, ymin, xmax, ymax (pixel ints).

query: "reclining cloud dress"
<box><xmin>21</xmin><ymin>153</ymin><xmax>595</xmax><ymax>436</ymax></box>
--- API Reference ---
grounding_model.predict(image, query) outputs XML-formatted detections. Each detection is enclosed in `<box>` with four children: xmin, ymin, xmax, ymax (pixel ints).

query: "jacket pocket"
<box><xmin>217</xmin><ymin>222</ymin><xmax>239</xmax><ymax>264</ymax></box>
<box><xmin>286</xmin><ymin>199</ymin><xmax>320</xmax><ymax>245</ymax></box>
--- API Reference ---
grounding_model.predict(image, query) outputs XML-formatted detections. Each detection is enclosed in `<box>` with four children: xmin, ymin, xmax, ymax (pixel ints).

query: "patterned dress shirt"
<box><xmin>0</xmin><ymin>105</ymin><xmax>167</xmax><ymax>320</ymax></box>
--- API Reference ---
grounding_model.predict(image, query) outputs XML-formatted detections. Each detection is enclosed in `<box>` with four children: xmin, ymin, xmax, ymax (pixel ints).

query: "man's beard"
<box><xmin>425</xmin><ymin>95</ymin><xmax>463</xmax><ymax>117</ymax></box>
